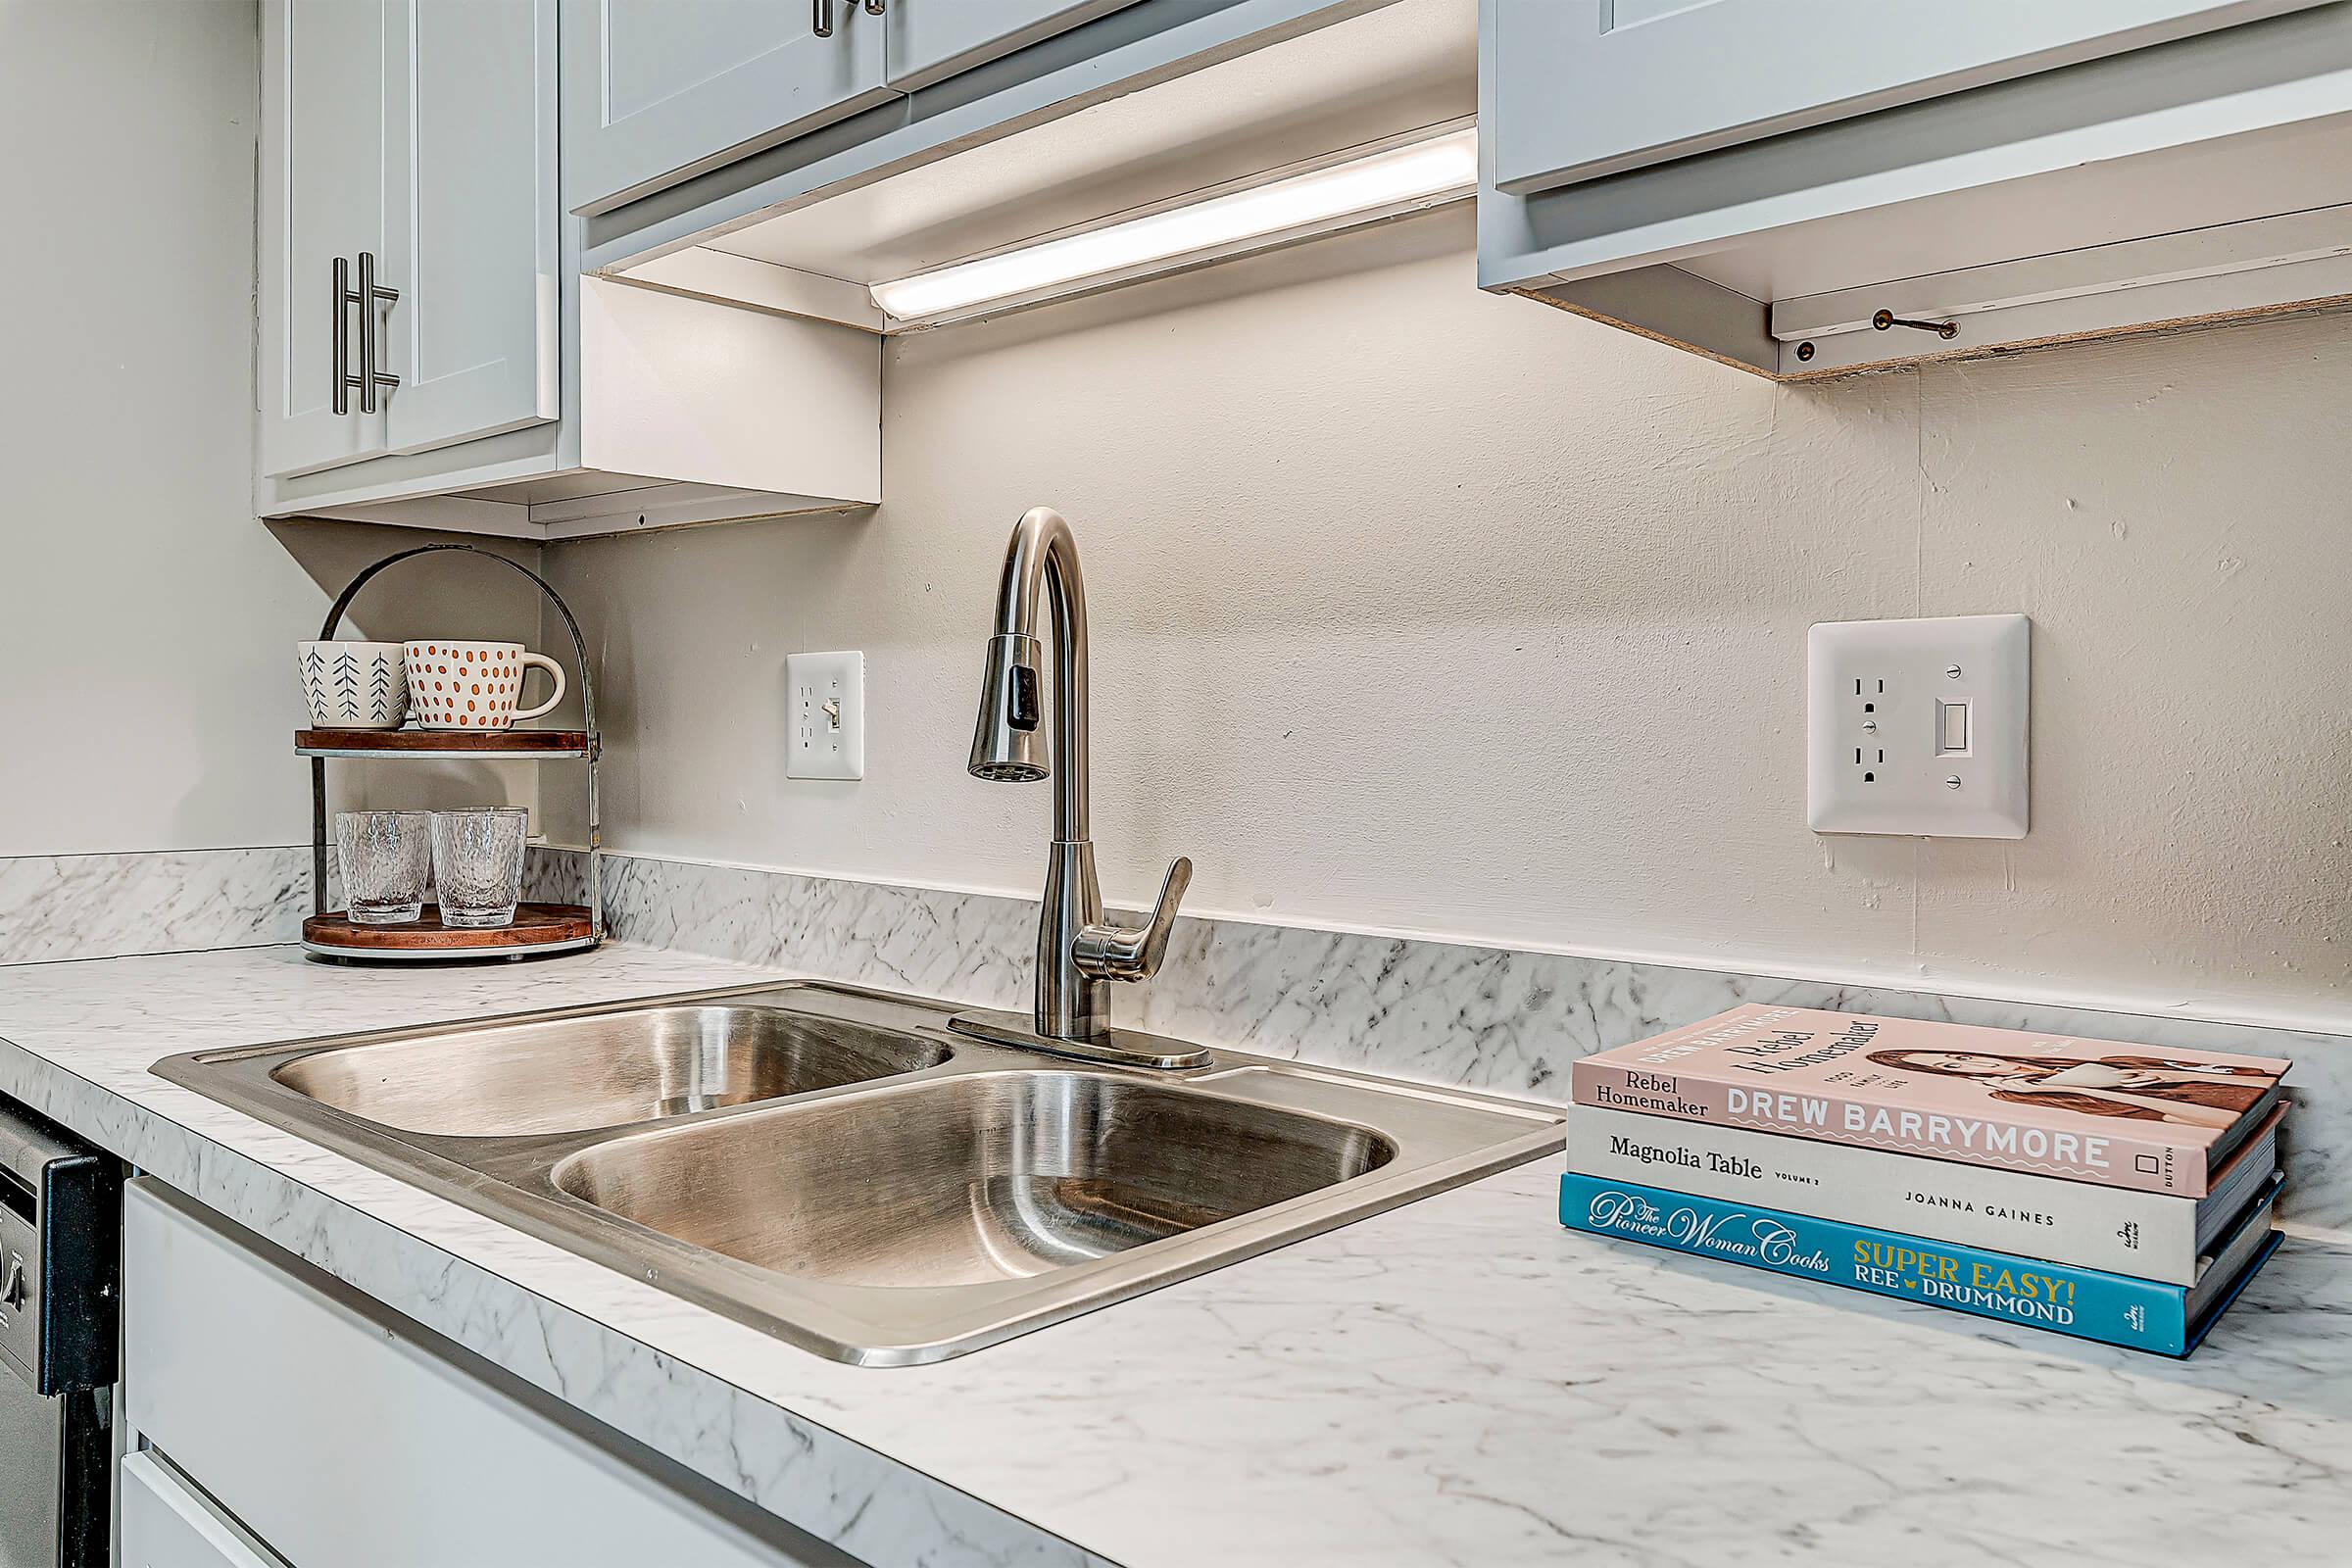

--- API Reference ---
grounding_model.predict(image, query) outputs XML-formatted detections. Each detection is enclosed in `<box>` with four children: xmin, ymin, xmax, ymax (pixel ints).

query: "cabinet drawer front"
<box><xmin>121</xmin><ymin>1453</ymin><xmax>289</xmax><ymax>1568</ymax></box>
<box><xmin>122</xmin><ymin>1183</ymin><xmax>820</xmax><ymax>1568</ymax></box>
<box><xmin>1488</xmin><ymin>0</ymin><xmax>2338</xmax><ymax>195</ymax></box>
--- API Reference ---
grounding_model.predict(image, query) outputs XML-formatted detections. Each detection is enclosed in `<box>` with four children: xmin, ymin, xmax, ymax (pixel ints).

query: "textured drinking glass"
<box><xmin>430</xmin><ymin>808</ymin><xmax>529</xmax><ymax>928</ymax></box>
<box><xmin>335</xmin><ymin>810</ymin><xmax>432</xmax><ymax>924</ymax></box>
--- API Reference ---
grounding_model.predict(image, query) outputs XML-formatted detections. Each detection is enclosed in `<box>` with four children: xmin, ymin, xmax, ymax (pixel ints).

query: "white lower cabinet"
<box><xmin>122</xmin><ymin>1180</ymin><xmax>850</xmax><ymax>1568</ymax></box>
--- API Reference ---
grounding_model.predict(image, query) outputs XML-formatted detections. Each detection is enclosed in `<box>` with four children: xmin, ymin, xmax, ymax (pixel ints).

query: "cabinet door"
<box><xmin>258</xmin><ymin>0</ymin><xmax>396</xmax><ymax>479</ymax></box>
<box><xmin>884</xmin><ymin>0</ymin><xmax>1146</xmax><ymax>91</ymax></box>
<box><xmin>1489</xmin><ymin>0</ymin><xmax>2340</xmax><ymax>195</ymax></box>
<box><xmin>562</xmin><ymin>0</ymin><xmax>897</xmax><ymax>215</ymax></box>
<box><xmin>380</xmin><ymin>0</ymin><xmax>560</xmax><ymax>459</ymax></box>
<box><xmin>121</xmin><ymin>1453</ymin><xmax>288</xmax><ymax>1568</ymax></box>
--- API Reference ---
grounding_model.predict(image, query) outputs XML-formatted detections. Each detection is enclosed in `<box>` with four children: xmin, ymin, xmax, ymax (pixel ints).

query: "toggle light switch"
<box><xmin>1937</xmin><ymin>701</ymin><xmax>1970</xmax><ymax>755</ymax></box>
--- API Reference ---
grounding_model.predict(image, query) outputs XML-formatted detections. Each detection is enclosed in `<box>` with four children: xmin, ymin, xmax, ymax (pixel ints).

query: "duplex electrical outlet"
<box><xmin>1806</xmin><ymin>614</ymin><xmax>2029</xmax><ymax>838</ymax></box>
<box><xmin>786</xmin><ymin>651</ymin><xmax>863</xmax><ymax>780</ymax></box>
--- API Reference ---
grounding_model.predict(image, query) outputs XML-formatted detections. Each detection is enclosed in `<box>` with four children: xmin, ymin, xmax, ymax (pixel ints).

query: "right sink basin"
<box><xmin>552</xmin><ymin>1069</ymin><xmax>1399</xmax><ymax>1289</ymax></box>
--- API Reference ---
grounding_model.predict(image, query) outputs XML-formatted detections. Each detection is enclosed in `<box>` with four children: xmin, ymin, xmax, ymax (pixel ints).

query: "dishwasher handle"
<box><xmin>0</xmin><ymin>1096</ymin><xmax>121</xmax><ymax>1397</ymax></box>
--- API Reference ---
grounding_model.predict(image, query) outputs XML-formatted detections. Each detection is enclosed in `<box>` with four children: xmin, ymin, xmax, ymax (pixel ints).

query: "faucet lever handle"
<box><xmin>1074</xmin><ymin>857</ymin><xmax>1192</xmax><ymax>982</ymax></box>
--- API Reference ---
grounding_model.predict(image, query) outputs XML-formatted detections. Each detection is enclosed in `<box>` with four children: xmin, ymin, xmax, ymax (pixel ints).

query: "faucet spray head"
<box><xmin>969</xmin><ymin>632</ymin><xmax>1048</xmax><ymax>782</ymax></box>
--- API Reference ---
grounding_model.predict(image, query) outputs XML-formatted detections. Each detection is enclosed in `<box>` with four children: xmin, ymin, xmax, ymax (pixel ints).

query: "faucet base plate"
<box><xmin>947</xmin><ymin>1008</ymin><xmax>1213</xmax><ymax>1071</ymax></box>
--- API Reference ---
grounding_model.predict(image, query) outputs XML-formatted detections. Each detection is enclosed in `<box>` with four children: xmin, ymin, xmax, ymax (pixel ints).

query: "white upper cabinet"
<box><xmin>1481</xmin><ymin>0</ymin><xmax>2352</xmax><ymax>378</ymax></box>
<box><xmin>883</xmin><ymin>0</ymin><xmax>1147</xmax><ymax>91</ymax></box>
<box><xmin>1489</xmin><ymin>0</ymin><xmax>2336</xmax><ymax>196</ymax></box>
<box><xmin>259</xmin><ymin>0</ymin><xmax>882</xmax><ymax>539</ymax></box>
<box><xmin>562</xmin><ymin>0</ymin><xmax>896</xmax><ymax>216</ymax></box>
<box><xmin>259</xmin><ymin>0</ymin><xmax>557</xmax><ymax>481</ymax></box>
<box><xmin>259</xmin><ymin>0</ymin><xmax>395</xmax><ymax>478</ymax></box>
<box><xmin>560</xmin><ymin>0</ymin><xmax>1269</xmax><ymax>217</ymax></box>
<box><xmin>382</xmin><ymin>0</ymin><xmax>561</xmax><ymax>458</ymax></box>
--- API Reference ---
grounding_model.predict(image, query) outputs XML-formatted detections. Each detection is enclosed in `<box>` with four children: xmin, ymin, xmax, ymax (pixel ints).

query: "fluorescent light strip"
<box><xmin>870</xmin><ymin>127</ymin><xmax>1479</xmax><ymax>323</ymax></box>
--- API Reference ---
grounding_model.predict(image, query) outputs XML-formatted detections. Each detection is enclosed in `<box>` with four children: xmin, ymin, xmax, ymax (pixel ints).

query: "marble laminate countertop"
<box><xmin>2</xmin><ymin>944</ymin><xmax>2347</xmax><ymax>1567</ymax></box>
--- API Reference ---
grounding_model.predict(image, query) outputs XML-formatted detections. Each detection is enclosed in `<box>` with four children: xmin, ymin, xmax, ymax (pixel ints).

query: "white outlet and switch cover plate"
<box><xmin>1806</xmin><ymin>614</ymin><xmax>2029</xmax><ymax>838</ymax></box>
<box><xmin>786</xmin><ymin>651</ymin><xmax>864</xmax><ymax>780</ymax></box>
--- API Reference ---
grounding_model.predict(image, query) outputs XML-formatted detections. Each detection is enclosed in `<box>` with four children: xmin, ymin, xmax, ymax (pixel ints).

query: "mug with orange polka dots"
<box><xmin>401</xmin><ymin>641</ymin><xmax>567</xmax><ymax>731</ymax></box>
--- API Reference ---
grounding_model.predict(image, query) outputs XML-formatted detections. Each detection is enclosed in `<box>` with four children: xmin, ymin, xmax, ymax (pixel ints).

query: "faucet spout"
<box><xmin>953</xmin><ymin>507</ymin><xmax>1207</xmax><ymax>1069</ymax></box>
<box><xmin>968</xmin><ymin>507</ymin><xmax>1089</xmax><ymax>840</ymax></box>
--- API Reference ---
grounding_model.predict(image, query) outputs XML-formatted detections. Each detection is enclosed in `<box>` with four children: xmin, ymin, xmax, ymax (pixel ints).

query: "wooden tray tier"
<box><xmin>302</xmin><ymin>904</ymin><xmax>596</xmax><ymax>961</ymax></box>
<box><xmin>297</xmin><ymin>728</ymin><xmax>592</xmax><ymax>758</ymax></box>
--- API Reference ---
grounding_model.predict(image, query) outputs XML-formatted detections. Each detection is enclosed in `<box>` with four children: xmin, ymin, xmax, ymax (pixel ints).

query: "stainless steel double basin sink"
<box><xmin>154</xmin><ymin>983</ymin><xmax>1564</xmax><ymax>1364</ymax></box>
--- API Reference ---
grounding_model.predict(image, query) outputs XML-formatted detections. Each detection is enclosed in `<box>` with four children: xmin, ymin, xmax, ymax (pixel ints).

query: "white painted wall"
<box><xmin>546</xmin><ymin>205</ymin><xmax>2352</xmax><ymax>1027</ymax></box>
<box><xmin>0</xmin><ymin>1</ymin><xmax>539</xmax><ymax>858</ymax></box>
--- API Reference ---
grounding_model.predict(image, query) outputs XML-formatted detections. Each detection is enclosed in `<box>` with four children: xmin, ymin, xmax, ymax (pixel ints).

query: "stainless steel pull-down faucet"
<box><xmin>949</xmin><ymin>507</ymin><xmax>1209</xmax><ymax>1069</ymax></box>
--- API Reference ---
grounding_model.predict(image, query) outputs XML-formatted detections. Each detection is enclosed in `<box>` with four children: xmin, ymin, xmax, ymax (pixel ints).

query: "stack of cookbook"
<box><xmin>1560</xmin><ymin>1004</ymin><xmax>2290</xmax><ymax>1355</ymax></box>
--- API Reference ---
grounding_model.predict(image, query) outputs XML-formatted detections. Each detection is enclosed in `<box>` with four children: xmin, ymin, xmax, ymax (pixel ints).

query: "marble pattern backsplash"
<box><xmin>527</xmin><ymin>849</ymin><xmax>2352</xmax><ymax>1235</ymax></box>
<box><xmin>0</xmin><ymin>846</ymin><xmax>323</xmax><ymax>964</ymax></box>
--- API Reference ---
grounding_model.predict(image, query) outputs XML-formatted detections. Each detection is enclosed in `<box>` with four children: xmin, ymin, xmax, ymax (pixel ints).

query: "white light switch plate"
<box><xmin>1807</xmin><ymin>614</ymin><xmax>2029</xmax><ymax>837</ymax></box>
<box><xmin>786</xmin><ymin>651</ymin><xmax>863</xmax><ymax>780</ymax></box>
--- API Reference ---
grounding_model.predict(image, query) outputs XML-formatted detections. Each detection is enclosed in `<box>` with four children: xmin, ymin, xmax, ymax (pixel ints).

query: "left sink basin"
<box><xmin>270</xmin><ymin>1004</ymin><xmax>952</xmax><ymax>1138</ymax></box>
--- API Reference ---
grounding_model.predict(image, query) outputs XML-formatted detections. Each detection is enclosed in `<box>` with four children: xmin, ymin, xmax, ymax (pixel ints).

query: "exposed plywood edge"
<box><xmin>607</xmin><ymin>249</ymin><xmax>885</xmax><ymax>333</ymax></box>
<box><xmin>1776</xmin><ymin>243</ymin><xmax>2352</xmax><ymax>377</ymax></box>
<box><xmin>1771</xmin><ymin>203</ymin><xmax>2352</xmax><ymax>339</ymax></box>
<box><xmin>1514</xmin><ymin>264</ymin><xmax>1778</xmax><ymax>377</ymax></box>
<box><xmin>1514</xmin><ymin>248</ymin><xmax>2352</xmax><ymax>382</ymax></box>
<box><xmin>1779</xmin><ymin>283</ymin><xmax>2352</xmax><ymax>381</ymax></box>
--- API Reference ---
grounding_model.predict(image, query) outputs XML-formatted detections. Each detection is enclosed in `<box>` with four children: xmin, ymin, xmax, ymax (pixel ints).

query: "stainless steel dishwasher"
<box><xmin>0</xmin><ymin>1097</ymin><xmax>120</xmax><ymax>1568</ymax></box>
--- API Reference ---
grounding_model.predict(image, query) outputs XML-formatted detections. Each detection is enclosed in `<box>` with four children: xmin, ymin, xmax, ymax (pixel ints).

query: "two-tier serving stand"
<box><xmin>297</xmin><ymin>544</ymin><xmax>604</xmax><ymax>962</ymax></box>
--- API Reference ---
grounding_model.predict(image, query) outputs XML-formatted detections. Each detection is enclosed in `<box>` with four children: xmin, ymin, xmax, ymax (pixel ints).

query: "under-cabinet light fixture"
<box><xmin>868</xmin><ymin>124</ymin><xmax>1479</xmax><ymax>325</ymax></box>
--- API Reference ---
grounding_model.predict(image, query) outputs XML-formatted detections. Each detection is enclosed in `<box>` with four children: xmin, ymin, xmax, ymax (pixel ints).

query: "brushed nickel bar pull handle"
<box><xmin>331</xmin><ymin>255</ymin><xmax>353</xmax><ymax>416</ymax></box>
<box><xmin>864</xmin><ymin>0</ymin><xmax>884</xmax><ymax>15</ymax></box>
<box><xmin>813</xmin><ymin>0</ymin><xmax>833</xmax><ymax>37</ymax></box>
<box><xmin>357</xmin><ymin>250</ymin><xmax>401</xmax><ymax>415</ymax></box>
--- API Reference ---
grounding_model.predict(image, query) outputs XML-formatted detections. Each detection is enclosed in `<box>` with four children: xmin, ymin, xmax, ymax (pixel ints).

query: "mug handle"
<box><xmin>512</xmin><ymin>653</ymin><xmax>567</xmax><ymax>722</ymax></box>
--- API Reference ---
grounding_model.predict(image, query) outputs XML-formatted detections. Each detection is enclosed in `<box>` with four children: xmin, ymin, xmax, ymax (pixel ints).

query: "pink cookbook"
<box><xmin>1571</xmin><ymin>1005</ymin><xmax>2289</xmax><ymax>1196</ymax></box>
